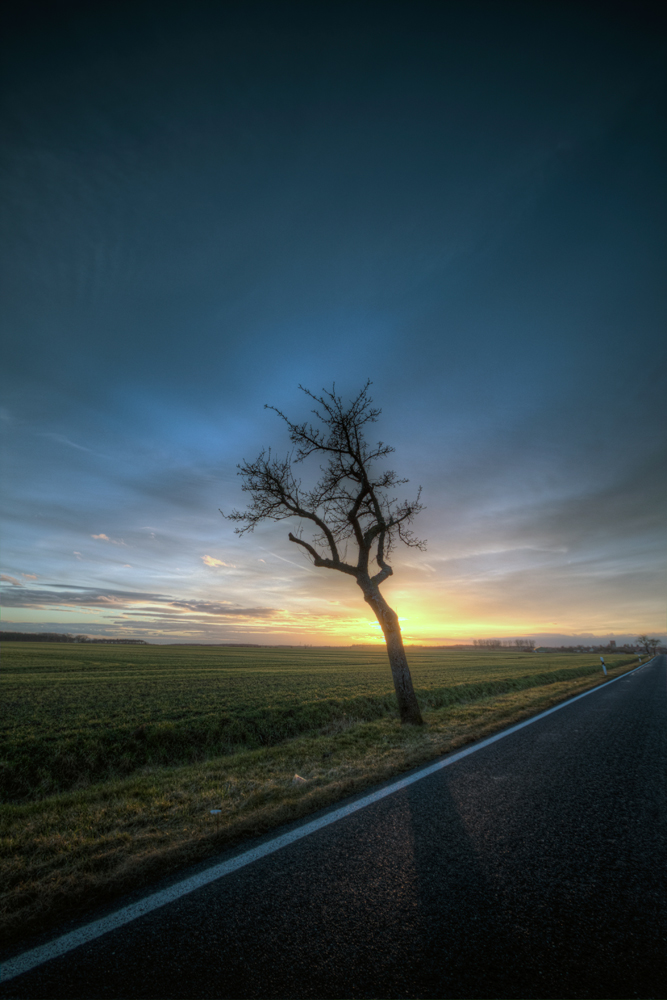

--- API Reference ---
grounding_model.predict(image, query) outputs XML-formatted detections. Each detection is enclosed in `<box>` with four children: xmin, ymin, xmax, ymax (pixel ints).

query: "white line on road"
<box><xmin>1</xmin><ymin>657</ymin><xmax>656</xmax><ymax>984</ymax></box>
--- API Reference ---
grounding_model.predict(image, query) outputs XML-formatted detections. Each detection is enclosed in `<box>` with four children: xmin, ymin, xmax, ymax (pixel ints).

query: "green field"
<box><xmin>1</xmin><ymin>642</ymin><xmax>636</xmax><ymax>804</ymax></box>
<box><xmin>1</xmin><ymin>642</ymin><xmax>640</xmax><ymax>947</ymax></box>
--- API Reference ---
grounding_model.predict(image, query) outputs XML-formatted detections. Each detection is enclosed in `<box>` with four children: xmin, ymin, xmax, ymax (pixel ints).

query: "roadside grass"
<box><xmin>0</xmin><ymin>645</ymin><xmax>639</xmax><ymax>951</ymax></box>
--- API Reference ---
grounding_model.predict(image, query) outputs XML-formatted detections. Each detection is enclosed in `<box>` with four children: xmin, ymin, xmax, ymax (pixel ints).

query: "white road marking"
<box><xmin>1</xmin><ymin>657</ymin><xmax>656</xmax><ymax>983</ymax></box>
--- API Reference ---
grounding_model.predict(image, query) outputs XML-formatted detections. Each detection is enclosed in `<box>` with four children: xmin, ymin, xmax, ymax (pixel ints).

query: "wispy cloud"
<box><xmin>168</xmin><ymin>599</ymin><xmax>271</xmax><ymax>616</ymax></box>
<box><xmin>91</xmin><ymin>533</ymin><xmax>126</xmax><ymax>546</ymax></box>
<box><xmin>0</xmin><ymin>5</ymin><xmax>663</xmax><ymax>646</ymax></box>
<box><xmin>0</xmin><ymin>574</ymin><xmax>23</xmax><ymax>587</ymax></box>
<box><xmin>41</xmin><ymin>432</ymin><xmax>94</xmax><ymax>453</ymax></box>
<box><xmin>0</xmin><ymin>581</ymin><xmax>277</xmax><ymax>619</ymax></box>
<box><xmin>0</xmin><ymin>583</ymin><xmax>168</xmax><ymax>609</ymax></box>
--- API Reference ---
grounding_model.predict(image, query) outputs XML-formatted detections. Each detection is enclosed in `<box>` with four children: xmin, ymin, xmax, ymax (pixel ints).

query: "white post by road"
<box><xmin>600</xmin><ymin>656</ymin><xmax>607</xmax><ymax>676</ymax></box>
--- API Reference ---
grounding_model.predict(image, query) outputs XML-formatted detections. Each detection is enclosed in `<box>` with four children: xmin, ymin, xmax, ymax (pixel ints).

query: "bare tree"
<box><xmin>637</xmin><ymin>635</ymin><xmax>659</xmax><ymax>656</ymax></box>
<box><xmin>225</xmin><ymin>382</ymin><xmax>425</xmax><ymax>725</ymax></box>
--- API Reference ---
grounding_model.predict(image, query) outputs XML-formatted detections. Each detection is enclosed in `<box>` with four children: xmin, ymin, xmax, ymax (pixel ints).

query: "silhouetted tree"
<box><xmin>225</xmin><ymin>382</ymin><xmax>425</xmax><ymax>725</ymax></box>
<box><xmin>637</xmin><ymin>635</ymin><xmax>659</xmax><ymax>655</ymax></box>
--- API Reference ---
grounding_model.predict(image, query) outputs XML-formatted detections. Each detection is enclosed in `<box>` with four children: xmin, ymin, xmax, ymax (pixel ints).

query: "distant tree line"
<box><xmin>0</xmin><ymin>632</ymin><xmax>148</xmax><ymax>644</ymax></box>
<box><xmin>473</xmin><ymin>637</ymin><xmax>665</xmax><ymax>655</ymax></box>
<box><xmin>473</xmin><ymin>638</ymin><xmax>535</xmax><ymax>651</ymax></box>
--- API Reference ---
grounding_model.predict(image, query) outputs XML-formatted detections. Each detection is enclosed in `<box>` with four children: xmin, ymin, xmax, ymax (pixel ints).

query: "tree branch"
<box><xmin>288</xmin><ymin>533</ymin><xmax>358</xmax><ymax>577</ymax></box>
<box><xmin>227</xmin><ymin>383</ymin><xmax>426</xmax><ymax>588</ymax></box>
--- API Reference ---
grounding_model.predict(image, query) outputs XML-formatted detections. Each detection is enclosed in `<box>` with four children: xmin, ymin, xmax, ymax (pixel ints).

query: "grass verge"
<box><xmin>0</xmin><ymin>658</ymin><xmax>637</xmax><ymax>952</ymax></box>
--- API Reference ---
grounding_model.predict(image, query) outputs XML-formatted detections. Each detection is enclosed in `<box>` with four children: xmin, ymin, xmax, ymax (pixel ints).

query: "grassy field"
<box><xmin>1</xmin><ymin>642</ymin><xmax>639</xmax><ymax>949</ymax></box>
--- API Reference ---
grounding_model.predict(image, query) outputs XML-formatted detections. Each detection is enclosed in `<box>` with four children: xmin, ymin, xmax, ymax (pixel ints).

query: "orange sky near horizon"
<box><xmin>5</xmin><ymin>563</ymin><xmax>662</xmax><ymax>644</ymax></box>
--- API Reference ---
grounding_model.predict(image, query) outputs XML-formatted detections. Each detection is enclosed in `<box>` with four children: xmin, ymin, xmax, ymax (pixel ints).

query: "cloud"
<box><xmin>0</xmin><ymin>582</ymin><xmax>278</xmax><ymax>619</ymax></box>
<box><xmin>0</xmin><ymin>584</ymin><xmax>169</xmax><ymax>609</ymax></box>
<box><xmin>0</xmin><ymin>5</ymin><xmax>663</xmax><ymax>649</ymax></box>
<box><xmin>42</xmin><ymin>432</ymin><xmax>93</xmax><ymax>453</ymax></box>
<box><xmin>202</xmin><ymin>555</ymin><xmax>235</xmax><ymax>568</ymax></box>
<box><xmin>21</xmin><ymin>573</ymin><xmax>38</xmax><ymax>579</ymax></box>
<box><xmin>91</xmin><ymin>533</ymin><xmax>126</xmax><ymax>546</ymax></box>
<box><xmin>168</xmin><ymin>599</ymin><xmax>274</xmax><ymax>617</ymax></box>
<box><xmin>0</xmin><ymin>574</ymin><xmax>23</xmax><ymax>587</ymax></box>
<box><xmin>121</xmin><ymin>464</ymin><xmax>226</xmax><ymax>512</ymax></box>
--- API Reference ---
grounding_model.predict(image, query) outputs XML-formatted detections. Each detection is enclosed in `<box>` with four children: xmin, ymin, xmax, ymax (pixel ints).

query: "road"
<box><xmin>2</xmin><ymin>656</ymin><xmax>665</xmax><ymax>999</ymax></box>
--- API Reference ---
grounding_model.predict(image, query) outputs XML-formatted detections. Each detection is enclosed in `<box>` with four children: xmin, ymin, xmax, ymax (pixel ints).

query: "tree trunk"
<box><xmin>360</xmin><ymin>583</ymin><xmax>424</xmax><ymax>726</ymax></box>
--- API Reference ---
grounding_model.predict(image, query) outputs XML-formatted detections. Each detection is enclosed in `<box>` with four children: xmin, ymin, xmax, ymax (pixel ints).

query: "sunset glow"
<box><xmin>1</xmin><ymin>4</ymin><xmax>664</xmax><ymax>647</ymax></box>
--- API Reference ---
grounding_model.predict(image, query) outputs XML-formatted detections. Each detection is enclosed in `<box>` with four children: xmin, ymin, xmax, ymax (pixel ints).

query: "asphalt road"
<box><xmin>2</xmin><ymin>656</ymin><xmax>665</xmax><ymax>1000</ymax></box>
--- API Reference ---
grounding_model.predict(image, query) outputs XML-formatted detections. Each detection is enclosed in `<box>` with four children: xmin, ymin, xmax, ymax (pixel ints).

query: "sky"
<box><xmin>1</xmin><ymin>0</ymin><xmax>665</xmax><ymax>646</ymax></box>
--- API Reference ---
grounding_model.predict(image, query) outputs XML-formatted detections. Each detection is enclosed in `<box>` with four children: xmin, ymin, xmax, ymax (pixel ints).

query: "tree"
<box><xmin>637</xmin><ymin>635</ymin><xmax>659</xmax><ymax>655</ymax></box>
<box><xmin>512</xmin><ymin>639</ymin><xmax>535</xmax><ymax>652</ymax></box>
<box><xmin>225</xmin><ymin>382</ymin><xmax>425</xmax><ymax>725</ymax></box>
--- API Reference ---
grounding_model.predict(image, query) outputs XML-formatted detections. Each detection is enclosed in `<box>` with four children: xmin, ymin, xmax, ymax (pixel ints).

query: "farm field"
<box><xmin>1</xmin><ymin>642</ymin><xmax>636</xmax><ymax>801</ymax></box>
<box><xmin>1</xmin><ymin>643</ymin><xmax>639</xmax><ymax>949</ymax></box>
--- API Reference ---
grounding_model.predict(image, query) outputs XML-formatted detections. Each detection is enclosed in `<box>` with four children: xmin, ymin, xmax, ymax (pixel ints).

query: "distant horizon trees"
<box><xmin>0</xmin><ymin>631</ymin><xmax>76</xmax><ymax>643</ymax></box>
<box><xmin>225</xmin><ymin>382</ymin><xmax>426</xmax><ymax>726</ymax></box>
<box><xmin>473</xmin><ymin>638</ymin><xmax>535</xmax><ymax>651</ymax></box>
<box><xmin>637</xmin><ymin>635</ymin><xmax>660</xmax><ymax>656</ymax></box>
<box><xmin>0</xmin><ymin>631</ymin><xmax>148</xmax><ymax>644</ymax></box>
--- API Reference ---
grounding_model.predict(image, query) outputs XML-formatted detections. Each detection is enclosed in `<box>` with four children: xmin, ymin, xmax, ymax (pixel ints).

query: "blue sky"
<box><xmin>1</xmin><ymin>1</ymin><xmax>665</xmax><ymax>644</ymax></box>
